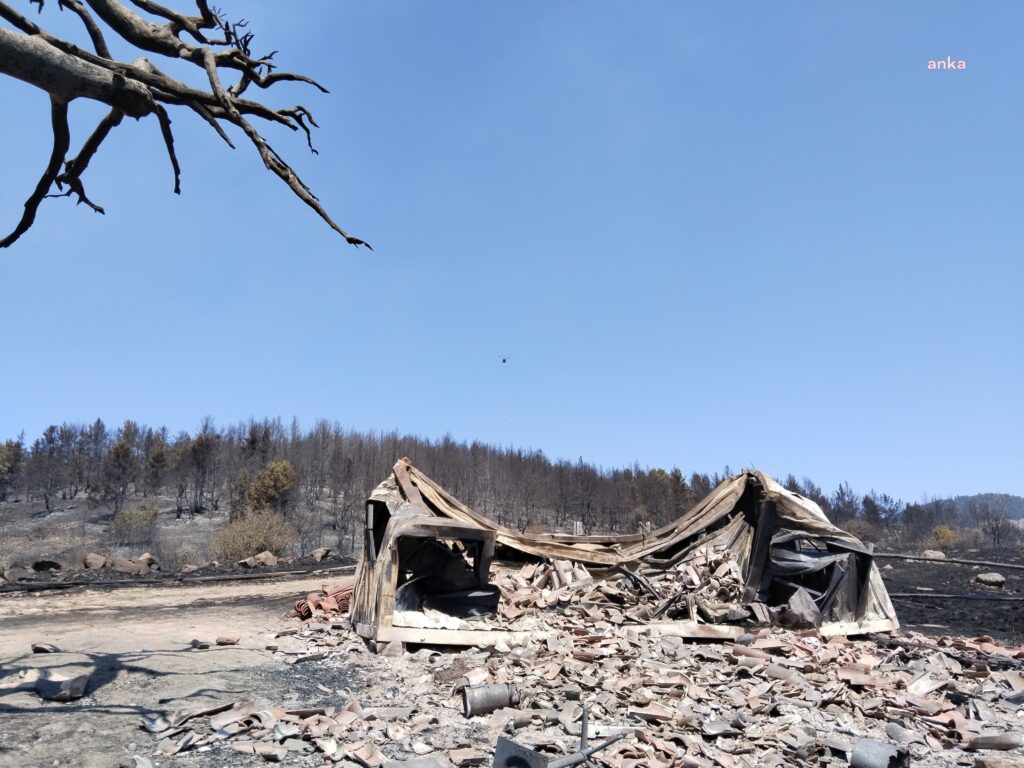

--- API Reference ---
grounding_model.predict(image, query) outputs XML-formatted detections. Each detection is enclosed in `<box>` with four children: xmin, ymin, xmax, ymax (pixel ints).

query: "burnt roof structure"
<box><xmin>351</xmin><ymin>459</ymin><xmax>899</xmax><ymax>647</ymax></box>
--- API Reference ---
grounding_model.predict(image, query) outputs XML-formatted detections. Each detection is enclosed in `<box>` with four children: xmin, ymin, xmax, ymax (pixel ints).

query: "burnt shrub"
<box><xmin>211</xmin><ymin>509</ymin><xmax>297</xmax><ymax>562</ymax></box>
<box><xmin>108</xmin><ymin>499</ymin><xmax>159</xmax><ymax>548</ymax></box>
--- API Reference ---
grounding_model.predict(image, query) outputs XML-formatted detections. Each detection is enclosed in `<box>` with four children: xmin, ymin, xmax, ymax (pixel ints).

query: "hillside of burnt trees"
<box><xmin>0</xmin><ymin>418</ymin><xmax>1020</xmax><ymax>554</ymax></box>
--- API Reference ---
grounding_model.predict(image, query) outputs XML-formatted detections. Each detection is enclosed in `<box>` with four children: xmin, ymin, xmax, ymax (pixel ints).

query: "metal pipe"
<box><xmin>547</xmin><ymin>732</ymin><xmax>628</xmax><ymax>768</ymax></box>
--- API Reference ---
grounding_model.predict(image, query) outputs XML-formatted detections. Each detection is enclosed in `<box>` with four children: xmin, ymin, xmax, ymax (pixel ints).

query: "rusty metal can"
<box><xmin>462</xmin><ymin>683</ymin><xmax>521</xmax><ymax>717</ymax></box>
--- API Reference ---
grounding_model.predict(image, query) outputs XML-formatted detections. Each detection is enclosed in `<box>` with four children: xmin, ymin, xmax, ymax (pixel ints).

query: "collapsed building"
<box><xmin>147</xmin><ymin>464</ymin><xmax>1024</xmax><ymax>766</ymax></box>
<box><xmin>351</xmin><ymin>460</ymin><xmax>899</xmax><ymax>648</ymax></box>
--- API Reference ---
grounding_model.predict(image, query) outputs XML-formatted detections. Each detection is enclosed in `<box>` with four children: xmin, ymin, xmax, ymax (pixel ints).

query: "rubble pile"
<box><xmin>134</xmin><ymin>463</ymin><xmax>1024</xmax><ymax>765</ymax></box>
<box><xmin>144</xmin><ymin>569</ymin><xmax>1024</xmax><ymax>767</ymax></box>
<box><xmin>495</xmin><ymin>549</ymin><xmax>748</xmax><ymax>627</ymax></box>
<box><xmin>143</xmin><ymin>696</ymin><xmax>397</xmax><ymax>764</ymax></box>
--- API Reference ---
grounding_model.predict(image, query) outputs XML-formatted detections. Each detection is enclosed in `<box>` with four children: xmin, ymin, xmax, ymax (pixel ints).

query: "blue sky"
<box><xmin>1</xmin><ymin>1</ymin><xmax>1021</xmax><ymax>501</ymax></box>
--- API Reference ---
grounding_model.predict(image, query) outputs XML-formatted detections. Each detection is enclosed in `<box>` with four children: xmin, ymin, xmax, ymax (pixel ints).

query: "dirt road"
<box><xmin>0</xmin><ymin>576</ymin><xmax>340</xmax><ymax>768</ymax></box>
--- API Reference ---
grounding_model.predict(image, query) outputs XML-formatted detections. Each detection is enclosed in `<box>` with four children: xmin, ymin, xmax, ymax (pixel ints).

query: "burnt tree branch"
<box><xmin>54</xmin><ymin>0</ymin><xmax>112</xmax><ymax>58</ymax></box>
<box><xmin>0</xmin><ymin>0</ymin><xmax>368</xmax><ymax>249</ymax></box>
<box><xmin>0</xmin><ymin>97</ymin><xmax>70</xmax><ymax>247</ymax></box>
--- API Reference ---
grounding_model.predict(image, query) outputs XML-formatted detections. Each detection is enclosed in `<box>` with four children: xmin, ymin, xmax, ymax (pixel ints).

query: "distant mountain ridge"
<box><xmin>950</xmin><ymin>493</ymin><xmax>1024</xmax><ymax>520</ymax></box>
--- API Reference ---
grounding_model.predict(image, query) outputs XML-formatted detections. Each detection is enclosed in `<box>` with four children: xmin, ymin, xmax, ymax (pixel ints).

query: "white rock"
<box><xmin>35</xmin><ymin>670</ymin><xmax>91</xmax><ymax>701</ymax></box>
<box><xmin>975</xmin><ymin>572</ymin><xmax>1006</xmax><ymax>588</ymax></box>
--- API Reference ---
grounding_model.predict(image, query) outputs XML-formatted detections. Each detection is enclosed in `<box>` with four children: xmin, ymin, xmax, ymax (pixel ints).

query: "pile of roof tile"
<box><xmin>496</xmin><ymin>548</ymin><xmax>750</xmax><ymax>629</ymax></box>
<box><xmin>143</xmin><ymin>696</ymin><xmax>398</xmax><ymax>764</ymax></box>
<box><xmin>290</xmin><ymin>582</ymin><xmax>355</xmax><ymax>621</ymax></box>
<box><xmin>143</xmin><ymin>565</ymin><xmax>1024</xmax><ymax>767</ymax></box>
